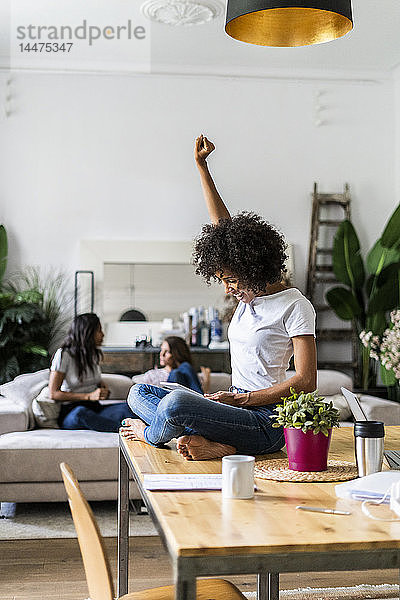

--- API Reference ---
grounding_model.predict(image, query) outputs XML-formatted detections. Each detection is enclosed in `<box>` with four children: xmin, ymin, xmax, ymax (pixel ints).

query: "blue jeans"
<box><xmin>127</xmin><ymin>384</ymin><xmax>284</xmax><ymax>455</ymax></box>
<box><xmin>61</xmin><ymin>402</ymin><xmax>136</xmax><ymax>433</ymax></box>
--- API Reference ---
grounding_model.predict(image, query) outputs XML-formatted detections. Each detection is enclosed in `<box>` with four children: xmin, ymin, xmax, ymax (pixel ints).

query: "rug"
<box><xmin>244</xmin><ymin>584</ymin><xmax>399</xmax><ymax>599</ymax></box>
<box><xmin>0</xmin><ymin>501</ymin><xmax>157</xmax><ymax>539</ymax></box>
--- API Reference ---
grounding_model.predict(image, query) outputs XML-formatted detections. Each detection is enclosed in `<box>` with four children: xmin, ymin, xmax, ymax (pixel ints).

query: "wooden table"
<box><xmin>118</xmin><ymin>427</ymin><xmax>400</xmax><ymax>600</ymax></box>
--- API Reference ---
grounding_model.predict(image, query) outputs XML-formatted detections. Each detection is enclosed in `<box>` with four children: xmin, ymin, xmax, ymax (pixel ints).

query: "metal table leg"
<box><xmin>269</xmin><ymin>573</ymin><xmax>279</xmax><ymax>600</ymax></box>
<box><xmin>174</xmin><ymin>577</ymin><xmax>197</xmax><ymax>600</ymax></box>
<box><xmin>174</xmin><ymin>561</ymin><xmax>197</xmax><ymax>600</ymax></box>
<box><xmin>257</xmin><ymin>573</ymin><xmax>279</xmax><ymax>600</ymax></box>
<box><xmin>117</xmin><ymin>443</ymin><xmax>130</xmax><ymax>597</ymax></box>
<box><xmin>257</xmin><ymin>573</ymin><xmax>269</xmax><ymax>600</ymax></box>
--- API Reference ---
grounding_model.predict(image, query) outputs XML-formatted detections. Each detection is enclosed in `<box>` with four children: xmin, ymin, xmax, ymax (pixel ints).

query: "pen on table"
<box><xmin>296</xmin><ymin>505</ymin><xmax>351</xmax><ymax>515</ymax></box>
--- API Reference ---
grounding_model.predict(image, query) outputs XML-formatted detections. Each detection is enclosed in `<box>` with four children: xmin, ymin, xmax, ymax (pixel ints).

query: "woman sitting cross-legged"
<box><xmin>119</xmin><ymin>135</ymin><xmax>317</xmax><ymax>460</ymax></box>
<box><xmin>49</xmin><ymin>313</ymin><xmax>136</xmax><ymax>432</ymax></box>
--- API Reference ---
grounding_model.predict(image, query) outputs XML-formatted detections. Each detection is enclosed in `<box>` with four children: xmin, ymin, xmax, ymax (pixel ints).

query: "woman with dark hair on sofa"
<box><xmin>134</xmin><ymin>336</ymin><xmax>202</xmax><ymax>393</ymax></box>
<box><xmin>120</xmin><ymin>135</ymin><xmax>316</xmax><ymax>460</ymax></box>
<box><xmin>49</xmin><ymin>313</ymin><xmax>136</xmax><ymax>432</ymax></box>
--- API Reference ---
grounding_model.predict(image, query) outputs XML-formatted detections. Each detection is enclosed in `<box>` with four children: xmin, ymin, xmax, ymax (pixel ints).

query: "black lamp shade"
<box><xmin>225</xmin><ymin>0</ymin><xmax>353</xmax><ymax>47</ymax></box>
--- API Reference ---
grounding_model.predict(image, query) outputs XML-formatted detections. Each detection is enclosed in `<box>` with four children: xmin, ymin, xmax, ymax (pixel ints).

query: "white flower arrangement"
<box><xmin>360</xmin><ymin>310</ymin><xmax>400</xmax><ymax>382</ymax></box>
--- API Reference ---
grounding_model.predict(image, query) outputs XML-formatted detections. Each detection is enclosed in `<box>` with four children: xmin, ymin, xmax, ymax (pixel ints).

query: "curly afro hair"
<box><xmin>192</xmin><ymin>212</ymin><xmax>287</xmax><ymax>294</ymax></box>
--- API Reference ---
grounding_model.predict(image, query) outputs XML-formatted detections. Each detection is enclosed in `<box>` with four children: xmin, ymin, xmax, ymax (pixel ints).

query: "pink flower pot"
<box><xmin>284</xmin><ymin>428</ymin><xmax>332</xmax><ymax>472</ymax></box>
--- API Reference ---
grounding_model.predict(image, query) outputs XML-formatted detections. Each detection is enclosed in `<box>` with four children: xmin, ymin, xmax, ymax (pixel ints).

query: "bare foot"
<box><xmin>119</xmin><ymin>419</ymin><xmax>147</xmax><ymax>441</ymax></box>
<box><xmin>176</xmin><ymin>435</ymin><xmax>236</xmax><ymax>461</ymax></box>
<box><xmin>121</xmin><ymin>418</ymin><xmax>136</xmax><ymax>427</ymax></box>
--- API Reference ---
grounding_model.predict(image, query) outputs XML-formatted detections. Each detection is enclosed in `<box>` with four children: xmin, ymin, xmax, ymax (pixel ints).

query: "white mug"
<box><xmin>222</xmin><ymin>455</ymin><xmax>255</xmax><ymax>499</ymax></box>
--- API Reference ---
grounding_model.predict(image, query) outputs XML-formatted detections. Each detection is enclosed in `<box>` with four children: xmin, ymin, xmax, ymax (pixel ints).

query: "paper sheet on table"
<box><xmin>143</xmin><ymin>474</ymin><xmax>222</xmax><ymax>490</ymax></box>
<box><xmin>335</xmin><ymin>471</ymin><xmax>400</xmax><ymax>502</ymax></box>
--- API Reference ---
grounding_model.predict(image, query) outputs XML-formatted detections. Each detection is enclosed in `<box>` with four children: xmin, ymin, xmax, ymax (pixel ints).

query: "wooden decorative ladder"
<box><xmin>306</xmin><ymin>182</ymin><xmax>358</xmax><ymax>381</ymax></box>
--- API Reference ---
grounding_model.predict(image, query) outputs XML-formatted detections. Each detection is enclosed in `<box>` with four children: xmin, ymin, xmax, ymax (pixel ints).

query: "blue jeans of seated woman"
<box><xmin>61</xmin><ymin>402</ymin><xmax>136</xmax><ymax>433</ymax></box>
<box><xmin>127</xmin><ymin>384</ymin><xmax>284</xmax><ymax>455</ymax></box>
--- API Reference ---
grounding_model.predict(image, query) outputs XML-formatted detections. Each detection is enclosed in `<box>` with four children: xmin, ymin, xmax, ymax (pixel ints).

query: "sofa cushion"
<box><xmin>358</xmin><ymin>395</ymin><xmax>400</xmax><ymax>426</ymax></box>
<box><xmin>0</xmin><ymin>396</ymin><xmax>29</xmax><ymax>435</ymax></box>
<box><xmin>285</xmin><ymin>369</ymin><xmax>353</xmax><ymax>396</ymax></box>
<box><xmin>325</xmin><ymin>393</ymin><xmax>352</xmax><ymax>421</ymax></box>
<box><xmin>0</xmin><ymin>369</ymin><xmax>50</xmax><ymax>429</ymax></box>
<box><xmin>0</xmin><ymin>429</ymin><xmax>119</xmax><ymax>483</ymax></box>
<box><xmin>0</xmin><ymin>369</ymin><xmax>50</xmax><ymax>406</ymax></box>
<box><xmin>205</xmin><ymin>372</ymin><xmax>232</xmax><ymax>394</ymax></box>
<box><xmin>316</xmin><ymin>370</ymin><xmax>353</xmax><ymax>396</ymax></box>
<box><xmin>31</xmin><ymin>386</ymin><xmax>61</xmax><ymax>429</ymax></box>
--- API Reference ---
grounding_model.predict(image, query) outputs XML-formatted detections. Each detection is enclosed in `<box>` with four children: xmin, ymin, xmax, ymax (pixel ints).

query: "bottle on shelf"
<box><xmin>197</xmin><ymin>306</ymin><xmax>210</xmax><ymax>348</ymax></box>
<box><xmin>182</xmin><ymin>312</ymin><xmax>192</xmax><ymax>347</ymax></box>
<box><xmin>209</xmin><ymin>307</ymin><xmax>223</xmax><ymax>343</ymax></box>
<box><xmin>189</xmin><ymin>307</ymin><xmax>198</xmax><ymax>347</ymax></box>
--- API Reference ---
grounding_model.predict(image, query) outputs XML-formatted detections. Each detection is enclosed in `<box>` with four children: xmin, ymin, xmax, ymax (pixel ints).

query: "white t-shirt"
<box><xmin>51</xmin><ymin>348</ymin><xmax>102</xmax><ymax>393</ymax></box>
<box><xmin>228</xmin><ymin>288</ymin><xmax>315</xmax><ymax>392</ymax></box>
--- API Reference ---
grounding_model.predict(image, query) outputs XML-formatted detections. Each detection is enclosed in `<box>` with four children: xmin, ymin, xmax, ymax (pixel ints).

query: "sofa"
<box><xmin>0</xmin><ymin>370</ymin><xmax>142</xmax><ymax>505</ymax></box>
<box><xmin>1</xmin><ymin>369</ymin><xmax>399</xmax><ymax>505</ymax></box>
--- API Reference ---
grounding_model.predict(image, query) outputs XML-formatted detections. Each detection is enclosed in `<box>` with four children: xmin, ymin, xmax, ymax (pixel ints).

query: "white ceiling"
<box><xmin>1</xmin><ymin>0</ymin><xmax>400</xmax><ymax>78</ymax></box>
<box><xmin>150</xmin><ymin>0</ymin><xmax>400</xmax><ymax>77</ymax></box>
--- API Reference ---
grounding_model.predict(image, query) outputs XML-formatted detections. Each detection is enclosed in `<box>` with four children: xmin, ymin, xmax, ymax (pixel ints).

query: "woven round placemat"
<box><xmin>254</xmin><ymin>459</ymin><xmax>357</xmax><ymax>482</ymax></box>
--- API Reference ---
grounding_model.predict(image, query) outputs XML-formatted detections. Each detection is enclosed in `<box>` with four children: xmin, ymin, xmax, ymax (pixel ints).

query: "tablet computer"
<box><xmin>158</xmin><ymin>382</ymin><xmax>205</xmax><ymax>400</ymax></box>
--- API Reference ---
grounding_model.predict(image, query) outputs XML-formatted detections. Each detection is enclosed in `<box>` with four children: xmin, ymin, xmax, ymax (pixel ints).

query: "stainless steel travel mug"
<box><xmin>354</xmin><ymin>421</ymin><xmax>385</xmax><ymax>477</ymax></box>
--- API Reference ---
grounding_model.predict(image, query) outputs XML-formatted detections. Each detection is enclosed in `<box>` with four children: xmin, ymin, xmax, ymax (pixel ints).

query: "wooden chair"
<box><xmin>60</xmin><ymin>462</ymin><xmax>246</xmax><ymax>600</ymax></box>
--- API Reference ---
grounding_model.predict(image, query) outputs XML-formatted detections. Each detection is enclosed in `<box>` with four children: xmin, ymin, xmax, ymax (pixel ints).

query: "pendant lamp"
<box><xmin>225</xmin><ymin>1</ymin><xmax>353</xmax><ymax>47</ymax></box>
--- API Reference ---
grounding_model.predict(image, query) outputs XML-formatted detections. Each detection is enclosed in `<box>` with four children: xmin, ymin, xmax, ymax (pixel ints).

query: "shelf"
<box><xmin>316</xmin><ymin>196</ymin><xmax>349</xmax><ymax>206</ymax></box>
<box><xmin>315</xmin><ymin>265</ymin><xmax>334</xmax><ymax>273</ymax></box>
<box><xmin>316</xmin><ymin>329</ymin><xmax>353</xmax><ymax>340</ymax></box>
<box><xmin>314</xmin><ymin>277</ymin><xmax>338</xmax><ymax>284</ymax></box>
<box><xmin>318</xmin><ymin>219</ymin><xmax>344</xmax><ymax>226</ymax></box>
<box><xmin>318</xmin><ymin>361</ymin><xmax>357</xmax><ymax>370</ymax></box>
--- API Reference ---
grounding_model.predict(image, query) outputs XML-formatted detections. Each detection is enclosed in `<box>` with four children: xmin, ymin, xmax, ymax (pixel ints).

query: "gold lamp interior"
<box><xmin>225</xmin><ymin>7</ymin><xmax>353</xmax><ymax>47</ymax></box>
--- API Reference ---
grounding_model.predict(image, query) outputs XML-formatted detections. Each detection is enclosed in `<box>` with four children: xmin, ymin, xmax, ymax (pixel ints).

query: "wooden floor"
<box><xmin>0</xmin><ymin>536</ymin><xmax>398</xmax><ymax>600</ymax></box>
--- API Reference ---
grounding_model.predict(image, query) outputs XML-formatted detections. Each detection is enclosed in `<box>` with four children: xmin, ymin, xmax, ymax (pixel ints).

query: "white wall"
<box><xmin>0</xmin><ymin>71</ymin><xmax>396</xmax><ymax>296</ymax></box>
<box><xmin>395</xmin><ymin>66</ymin><xmax>400</xmax><ymax>203</ymax></box>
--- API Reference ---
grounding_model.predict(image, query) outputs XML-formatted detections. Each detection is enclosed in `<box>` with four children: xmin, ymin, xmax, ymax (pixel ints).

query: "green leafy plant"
<box><xmin>0</xmin><ymin>289</ymin><xmax>50</xmax><ymax>383</ymax></box>
<box><xmin>326</xmin><ymin>204</ymin><xmax>400</xmax><ymax>389</ymax></box>
<box><xmin>5</xmin><ymin>266</ymin><xmax>73</xmax><ymax>354</ymax></box>
<box><xmin>272</xmin><ymin>388</ymin><xmax>340</xmax><ymax>437</ymax></box>
<box><xmin>0</xmin><ymin>255</ymin><xmax>73</xmax><ymax>383</ymax></box>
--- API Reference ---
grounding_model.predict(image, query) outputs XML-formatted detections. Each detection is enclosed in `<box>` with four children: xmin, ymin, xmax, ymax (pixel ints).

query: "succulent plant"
<box><xmin>272</xmin><ymin>388</ymin><xmax>340</xmax><ymax>437</ymax></box>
